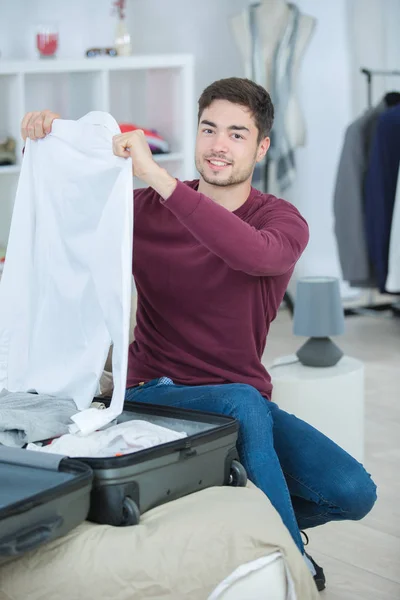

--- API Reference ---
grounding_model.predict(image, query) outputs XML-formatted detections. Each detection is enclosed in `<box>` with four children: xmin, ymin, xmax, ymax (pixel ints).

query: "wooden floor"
<box><xmin>262</xmin><ymin>309</ymin><xmax>400</xmax><ymax>599</ymax></box>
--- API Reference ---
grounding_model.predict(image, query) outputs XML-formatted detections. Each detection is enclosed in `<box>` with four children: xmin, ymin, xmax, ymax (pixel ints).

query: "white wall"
<box><xmin>1</xmin><ymin>0</ymin><xmax>399</xmax><ymax>290</ymax></box>
<box><xmin>127</xmin><ymin>0</ymin><xmax>249</xmax><ymax>100</ymax></box>
<box><xmin>348</xmin><ymin>0</ymin><xmax>400</xmax><ymax>116</ymax></box>
<box><xmin>286</xmin><ymin>0</ymin><xmax>353</xmax><ymax>283</ymax></box>
<box><xmin>0</xmin><ymin>0</ymin><xmax>116</xmax><ymax>59</ymax></box>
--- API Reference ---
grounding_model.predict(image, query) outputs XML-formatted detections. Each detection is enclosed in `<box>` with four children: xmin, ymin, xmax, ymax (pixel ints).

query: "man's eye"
<box><xmin>232</xmin><ymin>133</ymin><xmax>243</xmax><ymax>140</ymax></box>
<box><xmin>203</xmin><ymin>129</ymin><xmax>213</xmax><ymax>134</ymax></box>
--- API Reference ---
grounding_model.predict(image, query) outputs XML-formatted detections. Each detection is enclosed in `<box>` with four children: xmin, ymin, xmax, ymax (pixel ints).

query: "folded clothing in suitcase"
<box><xmin>0</xmin><ymin>445</ymin><xmax>92</xmax><ymax>566</ymax></box>
<box><xmin>68</xmin><ymin>400</ymin><xmax>247</xmax><ymax>527</ymax></box>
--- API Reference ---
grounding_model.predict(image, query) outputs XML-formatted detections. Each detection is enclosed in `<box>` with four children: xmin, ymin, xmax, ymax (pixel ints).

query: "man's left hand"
<box><xmin>112</xmin><ymin>129</ymin><xmax>177</xmax><ymax>200</ymax></box>
<box><xmin>112</xmin><ymin>129</ymin><xmax>158</xmax><ymax>182</ymax></box>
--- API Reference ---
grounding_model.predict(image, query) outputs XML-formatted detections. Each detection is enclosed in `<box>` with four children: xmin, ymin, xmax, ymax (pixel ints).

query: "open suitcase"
<box><xmin>0</xmin><ymin>445</ymin><xmax>92</xmax><ymax>566</ymax></box>
<box><xmin>0</xmin><ymin>400</ymin><xmax>247</xmax><ymax>563</ymax></box>
<box><xmin>82</xmin><ymin>399</ymin><xmax>247</xmax><ymax>526</ymax></box>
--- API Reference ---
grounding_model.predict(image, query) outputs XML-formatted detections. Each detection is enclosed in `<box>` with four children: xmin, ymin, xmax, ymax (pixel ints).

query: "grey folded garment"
<box><xmin>0</xmin><ymin>389</ymin><xmax>78</xmax><ymax>448</ymax></box>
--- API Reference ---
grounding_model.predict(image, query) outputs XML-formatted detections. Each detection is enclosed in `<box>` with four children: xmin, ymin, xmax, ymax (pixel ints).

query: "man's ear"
<box><xmin>256</xmin><ymin>136</ymin><xmax>270</xmax><ymax>163</ymax></box>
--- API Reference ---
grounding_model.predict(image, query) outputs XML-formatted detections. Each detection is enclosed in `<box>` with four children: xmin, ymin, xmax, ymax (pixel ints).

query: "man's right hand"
<box><xmin>21</xmin><ymin>110</ymin><xmax>60</xmax><ymax>142</ymax></box>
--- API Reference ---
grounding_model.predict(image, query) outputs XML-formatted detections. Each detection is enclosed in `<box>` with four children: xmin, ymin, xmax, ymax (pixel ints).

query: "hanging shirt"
<box><xmin>333</xmin><ymin>101</ymin><xmax>386</xmax><ymax>287</ymax></box>
<box><xmin>364</xmin><ymin>104</ymin><xmax>400</xmax><ymax>292</ymax></box>
<box><xmin>127</xmin><ymin>180</ymin><xmax>309</xmax><ymax>400</ymax></box>
<box><xmin>386</xmin><ymin>166</ymin><xmax>400</xmax><ymax>293</ymax></box>
<box><xmin>0</xmin><ymin>112</ymin><xmax>133</xmax><ymax>434</ymax></box>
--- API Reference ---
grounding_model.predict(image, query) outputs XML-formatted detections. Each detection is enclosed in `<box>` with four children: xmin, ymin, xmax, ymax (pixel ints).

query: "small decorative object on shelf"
<box><xmin>86</xmin><ymin>47</ymin><xmax>117</xmax><ymax>58</ymax></box>
<box><xmin>112</xmin><ymin>0</ymin><xmax>132</xmax><ymax>57</ymax></box>
<box><xmin>119</xmin><ymin>124</ymin><xmax>170</xmax><ymax>155</ymax></box>
<box><xmin>36</xmin><ymin>24</ymin><xmax>59</xmax><ymax>58</ymax></box>
<box><xmin>0</xmin><ymin>136</ymin><xmax>16</xmax><ymax>166</ymax></box>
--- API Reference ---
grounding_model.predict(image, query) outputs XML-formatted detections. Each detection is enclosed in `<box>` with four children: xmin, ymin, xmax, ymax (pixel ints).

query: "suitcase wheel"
<box><xmin>121</xmin><ymin>497</ymin><xmax>141</xmax><ymax>526</ymax></box>
<box><xmin>228</xmin><ymin>459</ymin><xmax>247</xmax><ymax>487</ymax></box>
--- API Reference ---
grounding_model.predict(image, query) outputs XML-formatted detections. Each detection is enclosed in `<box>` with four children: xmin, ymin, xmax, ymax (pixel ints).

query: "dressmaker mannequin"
<box><xmin>230</xmin><ymin>0</ymin><xmax>288</xmax><ymax>86</ymax></box>
<box><xmin>230</xmin><ymin>0</ymin><xmax>316</xmax><ymax>152</ymax></box>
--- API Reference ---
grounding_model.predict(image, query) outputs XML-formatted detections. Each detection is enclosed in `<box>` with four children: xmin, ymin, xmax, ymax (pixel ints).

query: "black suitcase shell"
<box><xmin>80</xmin><ymin>399</ymin><xmax>247</xmax><ymax>526</ymax></box>
<box><xmin>0</xmin><ymin>445</ymin><xmax>92</xmax><ymax>565</ymax></box>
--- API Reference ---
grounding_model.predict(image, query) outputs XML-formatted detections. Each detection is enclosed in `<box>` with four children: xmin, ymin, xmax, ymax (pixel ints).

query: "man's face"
<box><xmin>195</xmin><ymin>100</ymin><xmax>269</xmax><ymax>187</ymax></box>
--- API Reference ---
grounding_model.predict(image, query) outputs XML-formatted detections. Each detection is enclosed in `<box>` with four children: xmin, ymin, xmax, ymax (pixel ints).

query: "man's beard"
<box><xmin>195</xmin><ymin>154</ymin><xmax>257</xmax><ymax>187</ymax></box>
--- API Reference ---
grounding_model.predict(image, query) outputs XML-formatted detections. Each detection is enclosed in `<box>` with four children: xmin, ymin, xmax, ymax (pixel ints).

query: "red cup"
<box><xmin>36</xmin><ymin>26</ymin><xmax>59</xmax><ymax>58</ymax></box>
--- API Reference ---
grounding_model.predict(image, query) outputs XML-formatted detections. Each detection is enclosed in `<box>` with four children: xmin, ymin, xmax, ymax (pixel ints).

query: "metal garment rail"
<box><xmin>361</xmin><ymin>67</ymin><xmax>400</xmax><ymax>109</ymax></box>
<box><xmin>342</xmin><ymin>68</ymin><xmax>400</xmax><ymax>317</ymax></box>
<box><xmin>284</xmin><ymin>68</ymin><xmax>400</xmax><ymax>319</ymax></box>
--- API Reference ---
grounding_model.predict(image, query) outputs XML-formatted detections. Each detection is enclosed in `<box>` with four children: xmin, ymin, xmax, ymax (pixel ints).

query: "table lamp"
<box><xmin>293</xmin><ymin>277</ymin><xmax>345</xmax><ymax>367</ymax></box>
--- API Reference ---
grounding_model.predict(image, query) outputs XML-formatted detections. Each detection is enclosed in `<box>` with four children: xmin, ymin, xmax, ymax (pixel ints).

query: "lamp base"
<box><xmin>296</xmin><ymin>337</ymin><xmax>343</xmax><ymax>367</ymax></box>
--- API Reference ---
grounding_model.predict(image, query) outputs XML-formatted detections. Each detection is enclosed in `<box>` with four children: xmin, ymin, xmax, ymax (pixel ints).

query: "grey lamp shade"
<box><xmin>293</xmin><ymin>277</ymin><xmax>345</xmax><ymax>338</ymax></box>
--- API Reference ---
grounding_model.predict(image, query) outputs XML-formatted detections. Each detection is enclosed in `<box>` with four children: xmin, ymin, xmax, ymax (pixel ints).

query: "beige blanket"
<box><xmin>0</xmin><ymin>484</ymin><xmax>318</xmax><ymax>600</ymax></box>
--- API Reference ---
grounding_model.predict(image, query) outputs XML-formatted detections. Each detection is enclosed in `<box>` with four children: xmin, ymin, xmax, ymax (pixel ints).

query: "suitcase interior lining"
<box><xmin>117</xmin><ymin>410</ymin><xmax>217</xmax><ymax>436</ymax></box>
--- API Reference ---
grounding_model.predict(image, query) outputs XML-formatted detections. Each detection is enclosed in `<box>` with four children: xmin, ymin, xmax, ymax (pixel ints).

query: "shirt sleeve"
<box><xmin>161</xmin><ymin>181</ymin><xmax>309</xmax><ymax>276</ymax></box>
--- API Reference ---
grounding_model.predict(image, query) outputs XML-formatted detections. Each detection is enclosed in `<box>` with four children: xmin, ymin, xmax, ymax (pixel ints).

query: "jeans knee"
<box><xmin>225</xmin><ymin>384</ymin><xmax>273</xmax><ymax>430</ymax></box>
<box><xmin>228</xmin><ymin>384</ymin><xmax>271</xmax><ymax>412</ymax></box>
<box><xmin>339</xmin><ymin>467</ymin><xmax>377</xmax><ymax>521</ymax></box>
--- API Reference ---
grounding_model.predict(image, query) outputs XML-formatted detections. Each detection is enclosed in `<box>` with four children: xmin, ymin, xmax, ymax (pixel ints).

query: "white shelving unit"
<box><xmin>0</xmin><ymin>54</ymin><xmax>196</xmax><ymax>247</ymax></box>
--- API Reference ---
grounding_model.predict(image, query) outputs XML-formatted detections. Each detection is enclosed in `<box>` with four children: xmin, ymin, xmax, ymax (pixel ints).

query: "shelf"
<box><xmin>0</xmin><ymin>53</ymin><xmax>195</xmax><ymax>245</ymax></box>
<box><xmin>0</xmin><ymin>165</ymin><xmax>20</xmax><ymax>175</ymax></box>
<box><xmin>0</xmin><ymin>55</ymin><xmax>193</xmax><ymax>75</ymax></box>
<box><xmin>154</xmin><ymin>152</ymin><xmax>183</xmax><ymax>163</ymax></box>
<box><xmin>0</xmin><ymin>153</ymin><xmax>184</xmax><ymax>178</ymax></box>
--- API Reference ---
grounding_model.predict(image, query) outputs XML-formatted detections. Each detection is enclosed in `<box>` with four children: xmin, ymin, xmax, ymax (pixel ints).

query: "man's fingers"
<box><xmin>20</xmin><ymin>110</ymin><xmax>59</xmax><ymax>141</ymax></box>
<box><xmin>114</xmin><ymin>145</ymin><xmax>131</xmax><ymax>158</ymax></box>
<box><xmin>33</xmin><ymin>116</ymin><xmax>46</xmax><ymax>139</ymax></box>
<box><xmin>21</xmin><ymin>112</ymin><xmax>34</xmax><ymax>141</ymax></box>
<box><xmin>27</xmin><ymin>114</ymin><xmax>40</xmax><ymax>140</ymax></box>
<box><xmin>113</xmin><ymin>134</ymin><xmax>132</xmax><ymax>158</ymax></box>
<box><xmin>112</xmin><ymin>130</ymin><xmax>148</xmax><ymax>158</ymax></box>
<box><xmin>43</xmin><ymin>112</ymin><xmax>57</xmax><ymax>134</ymax></box>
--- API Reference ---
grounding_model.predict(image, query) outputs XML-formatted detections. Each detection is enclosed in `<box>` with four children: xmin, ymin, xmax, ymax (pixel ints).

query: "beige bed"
<box><xmin>0</xmin><ymin>483</ymin><xmax>318</xmax><ymax>600</ymax></box>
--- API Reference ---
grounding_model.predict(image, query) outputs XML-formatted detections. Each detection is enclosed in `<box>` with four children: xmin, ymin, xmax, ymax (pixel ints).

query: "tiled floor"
<box><xmin>262</xmin><ymin>309</ymin><xmax>400</xmax><ymax>599</ymax></box>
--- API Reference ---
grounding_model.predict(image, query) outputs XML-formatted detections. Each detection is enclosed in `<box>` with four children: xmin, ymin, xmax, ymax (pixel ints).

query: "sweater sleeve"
<box><xmin>161</xmin><ymin>181</ymin><xmax>309</xmax><ymax>276</ymax></box>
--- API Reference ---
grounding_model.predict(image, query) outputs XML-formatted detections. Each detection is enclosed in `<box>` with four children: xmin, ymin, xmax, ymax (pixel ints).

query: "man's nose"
<box><xmin>211</xmin><ymin>133</ymin><xmax>229</xmax><ymax>153</ymax></box>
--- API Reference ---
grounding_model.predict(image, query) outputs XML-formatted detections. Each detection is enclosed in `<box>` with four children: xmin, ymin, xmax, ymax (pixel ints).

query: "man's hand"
<box><xmin>112</xmin><ymin>129</ymin><xmax>158</xmax><ymax>180</ymax></box>
<box><xmin>21</xmin><ymin>110</ymin><xmax>60</xmax><ymax>141</ymax></box>
<box><xmin>113</xmin><ymin>129</ymin><xmax>177</xmax><ymax>199</ymax></box>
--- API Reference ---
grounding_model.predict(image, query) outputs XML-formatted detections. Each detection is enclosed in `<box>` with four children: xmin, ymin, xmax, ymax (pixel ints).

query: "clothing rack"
<box><xmin>361</xmin><ymin>67</ymin><xmax>400</xmax><ymax>109</ymax></box>
<box><xmin>285</xmin><ymin>69</ymin><xmax>400</xmax><ymax>320</ymax></box>
<box><xmin>344</xmin><ymin>68</ymin><xmax>400</xmax><ymax>317</ymax></box>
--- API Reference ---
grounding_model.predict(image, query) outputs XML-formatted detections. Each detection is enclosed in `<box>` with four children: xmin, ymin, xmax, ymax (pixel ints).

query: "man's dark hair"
<box><xmin>198</xmin><ymin>77</ymin><xmax>274</xmax><ymax>143</ymax></box>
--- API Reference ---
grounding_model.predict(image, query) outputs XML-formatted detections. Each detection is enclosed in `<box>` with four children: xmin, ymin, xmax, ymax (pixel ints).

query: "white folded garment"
<box><xmin>27</xmin><ymin>420</ymin><xmax>187</xmax><ymax>458</ymax></box>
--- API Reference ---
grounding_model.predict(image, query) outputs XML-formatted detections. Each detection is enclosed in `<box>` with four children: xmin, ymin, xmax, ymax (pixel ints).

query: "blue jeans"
<box><xmin>125</xmin><ymin>380</ymin><xmax>377</xmax><ymax>553</ymax></box>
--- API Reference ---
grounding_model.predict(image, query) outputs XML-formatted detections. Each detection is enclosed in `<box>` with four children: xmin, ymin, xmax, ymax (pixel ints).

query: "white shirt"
<box><xmin>386</xmin><ymin>165</ymin><xmax>400</xmax><ymax>292</ymax></box>
<box><xmin>0</xmin><ymin>112</ymin><xmax>133</xmax><ymax>434</ymax></box>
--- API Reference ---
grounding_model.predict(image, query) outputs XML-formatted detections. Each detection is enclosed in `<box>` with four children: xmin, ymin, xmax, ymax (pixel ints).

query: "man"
<box><xmin>22</xmin><ymin>78</ymin><xmax>376</xmax><ymax>591</ymax></box>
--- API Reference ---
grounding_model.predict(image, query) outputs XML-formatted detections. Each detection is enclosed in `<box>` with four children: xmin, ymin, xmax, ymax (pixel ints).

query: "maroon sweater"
<box><xmin>127</xmin><ymin>180</ymin><xmax>309</xmax><ymax>399</ymax></box>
